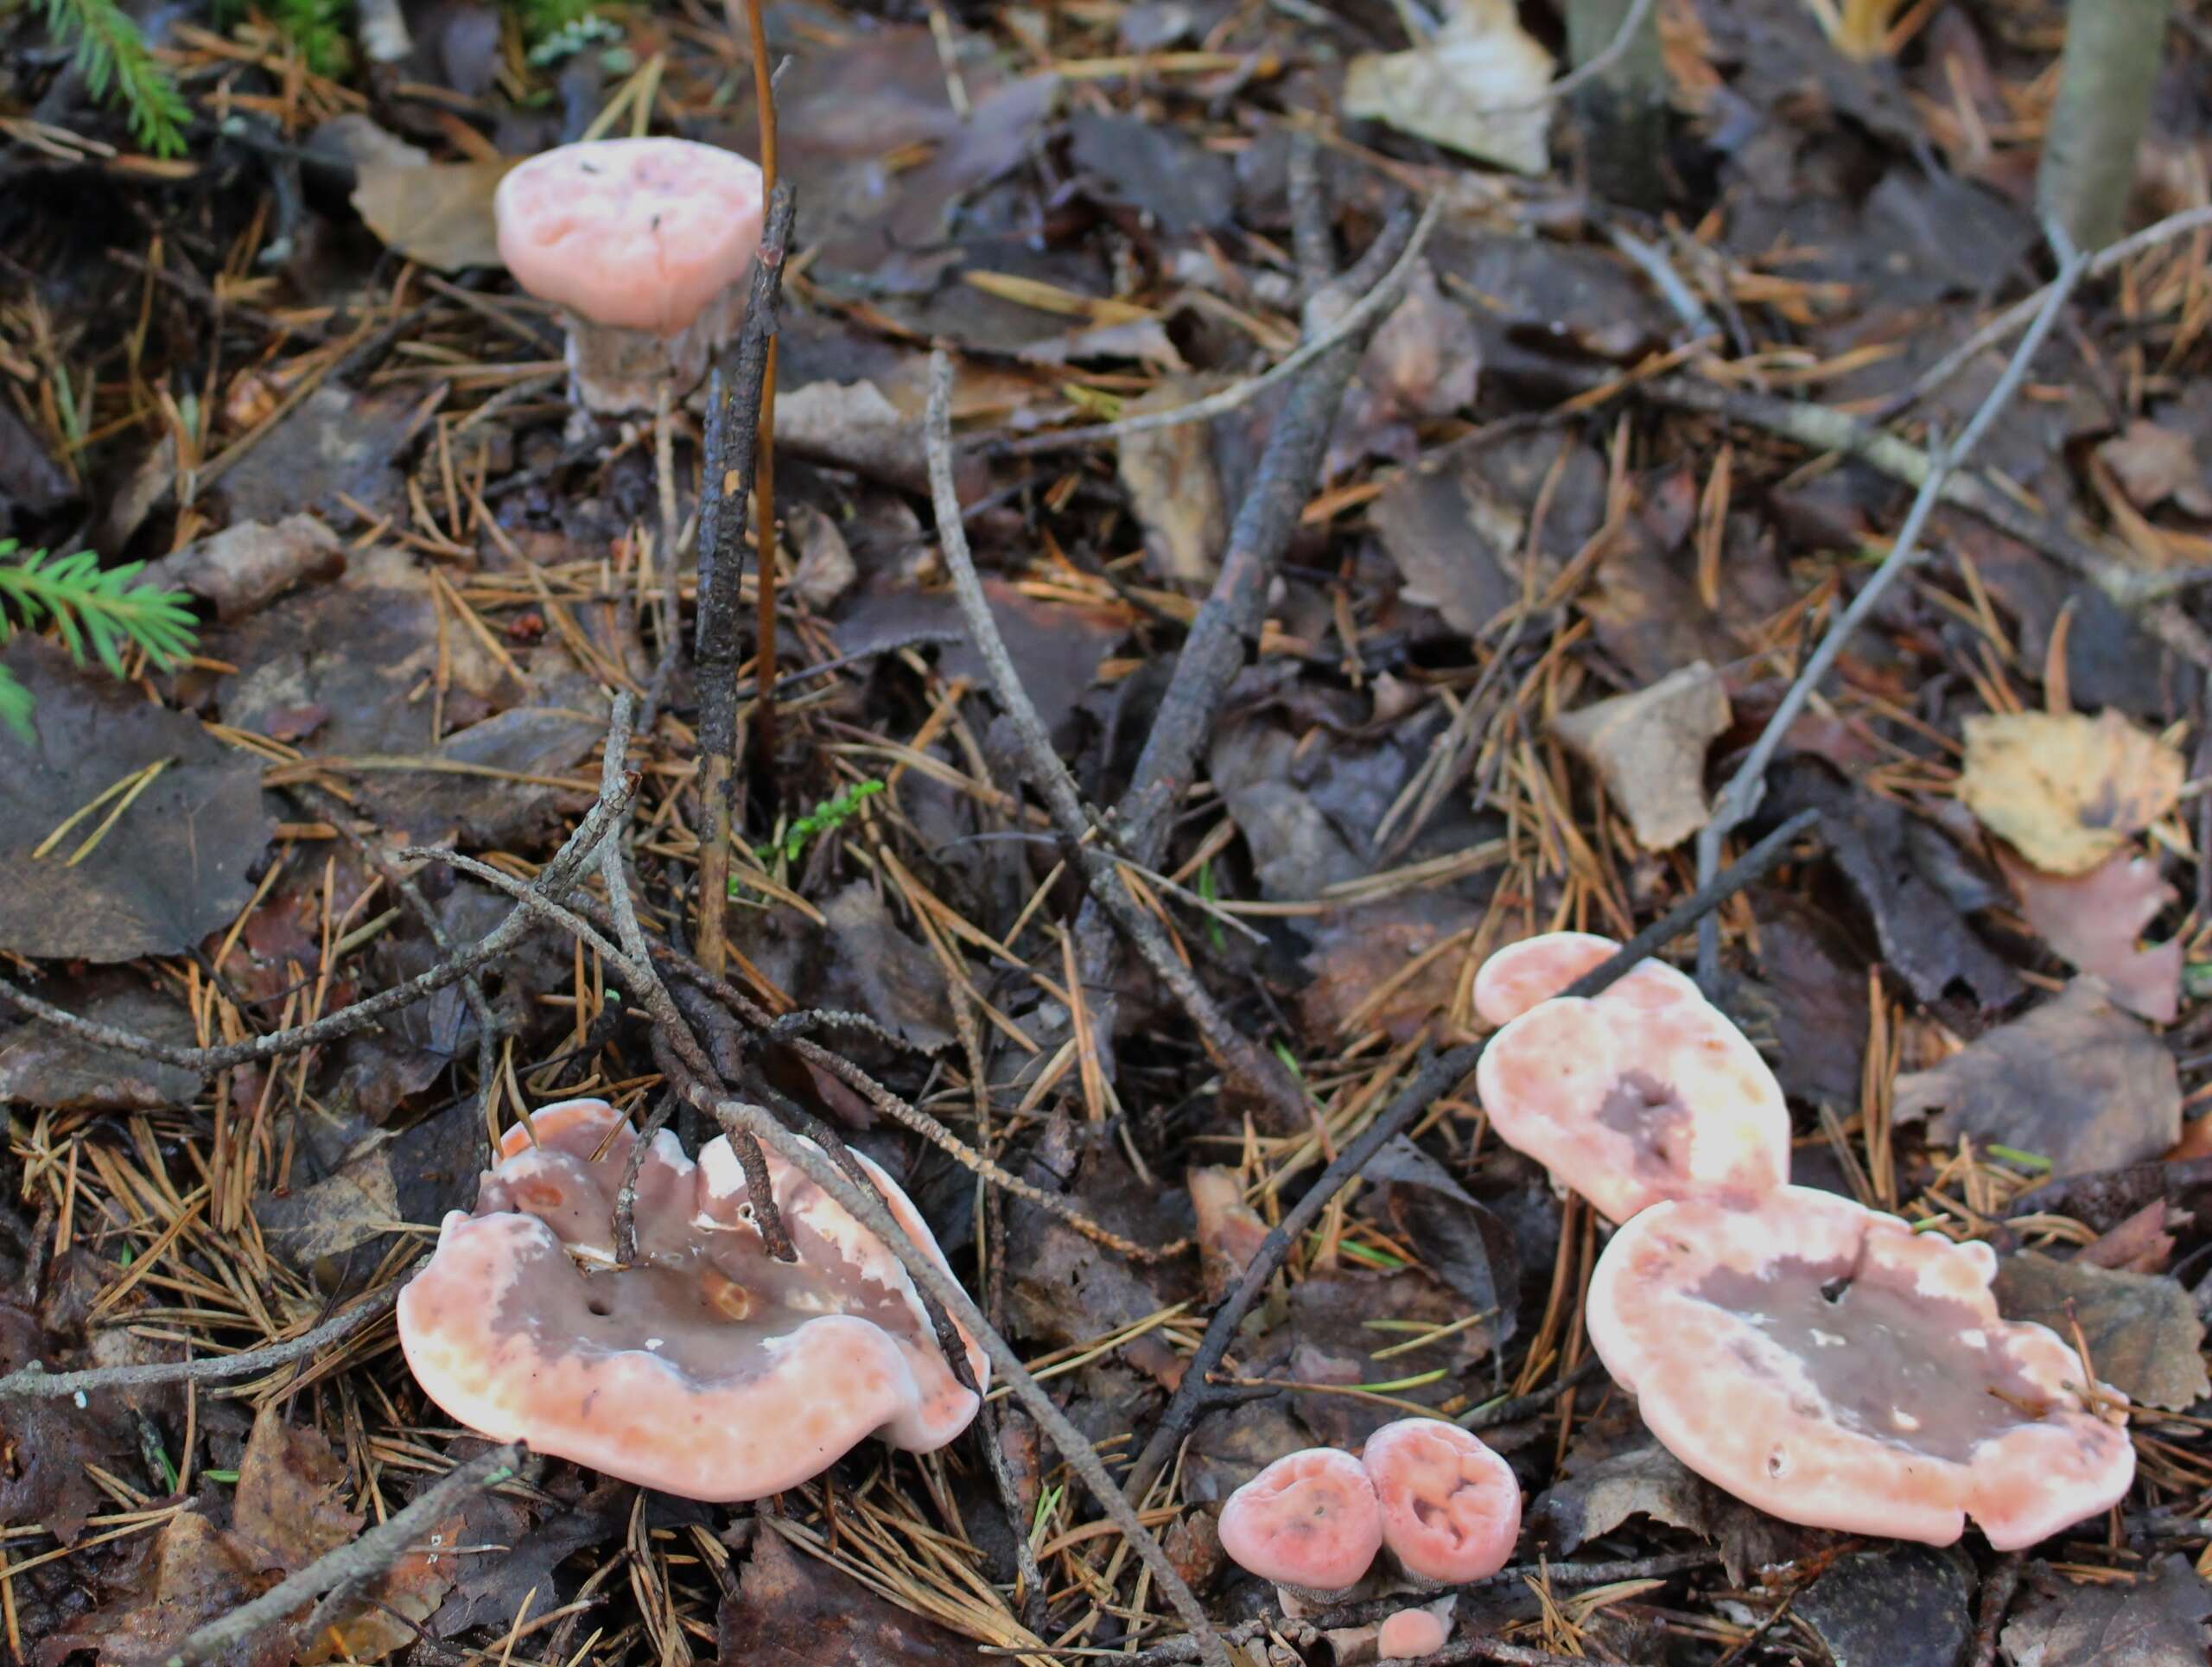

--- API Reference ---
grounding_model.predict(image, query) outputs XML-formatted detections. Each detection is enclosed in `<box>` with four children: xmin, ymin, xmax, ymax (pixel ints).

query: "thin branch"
<box><xmin>986</xmin><ymin>194</ymin><xmax>1444</xmax><ymax>457</ymax></box>
<box><xmin>1878</xmin><ymin>205</ymin><xmax>2212</xmax><ymax>420</ymax></box>
<box><xmin>1122</xmin><ymin>808</ymin><xmax>1821</xmax><ymax>1501</ymax></box>
<box><xmin>1692</xmin><ymin>226</ymin><xmax>2092</xmax><ymax>983</ymax></box>
<box><xmin>694</xmin><ymin>181</ymin><xmax>798</xmax><ymax>976</ymax></box>
<box><xmin>0</xmin><ymin>1269</ymin><xmax>414</xmax><ymax>1399</ymax></box>
<box><xmin>924</xmin><ymin>350</ymin><xmax>1307</xmax><ymax>1123</ymax></box>
<box><xmin>1310</xmin><ymin>1549</ymin><xmax>1715</xmax><ymax>1628</ymax></box>
<box><xmin>162</xmin><ymin>1443</ymin><xmax>524</xmax><ymax>1667</ymax></box>
<box><xmin>0</xmin><ymin>773</ymin><xmax>637</xmax><ymax>1072</ymax></box>
<box><xmin>701</xmin><ymin>1091</ymin><xmax>1233</xmax><ymax>1667</ymax></box>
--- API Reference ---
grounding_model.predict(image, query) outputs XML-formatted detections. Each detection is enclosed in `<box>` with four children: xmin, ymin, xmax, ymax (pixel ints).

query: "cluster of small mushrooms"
<box><xmin>1214</xmin><ymin>932</ymin><xmax>2137</xmax><ymax>1651</ymax></box>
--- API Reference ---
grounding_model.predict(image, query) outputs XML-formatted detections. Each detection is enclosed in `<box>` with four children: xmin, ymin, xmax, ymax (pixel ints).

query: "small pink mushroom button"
<box><xmin>1377</xmin><ymin>1604</ymin><xmax>1451</xmax><ymax>1660</ymax></box>
<box><xmin>1474</xmin><ymin>933</ymin><xmax>1789</xmax><ymax>1224</ymax></box>
<box><xmin>1586</xmin><ymin>1184</ymin><xmax>2137</xmax><ymax>1549</ymax></box>
<box><xmin>494</xmin><ymin>137</ymin><xmax>766</xmax><ymax>412</ymax></box>
<box><xmin>397</xmin><ymin>1098</ymin><xmax>986</xmax><ymax>1501</ymax></box>
<box><xmin>1361</xmin><ymin>1419</ymin><xmax>1520</xmax><ymax>1585</ymax></box>
<box><xmin>1217</xmin><ymin>1447</ymin><xmax>1384</xmax><ymax>1599</ymax></box>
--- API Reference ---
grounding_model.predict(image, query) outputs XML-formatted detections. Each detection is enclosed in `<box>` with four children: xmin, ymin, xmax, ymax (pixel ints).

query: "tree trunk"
<box><xmin>1567</xmin><ymin>0</ymin><xmax>1669</xmax><ymax>208</ymax></box>
<box><xmin>2038</xmin><ymin>0</ymin><xmax>2172</xmax><ymax>251</ymax></box>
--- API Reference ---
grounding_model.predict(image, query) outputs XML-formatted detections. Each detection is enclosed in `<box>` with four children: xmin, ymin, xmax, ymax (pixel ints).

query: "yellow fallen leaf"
<box><xmin>352</xmin><ymin>158</ymin><xmax>517</xmax><ymax>273</ymax></box>
<box><xmin>1959</xmin><ymin>709</ymin><xmax>2183</xmax><ymax>876</ymax></box>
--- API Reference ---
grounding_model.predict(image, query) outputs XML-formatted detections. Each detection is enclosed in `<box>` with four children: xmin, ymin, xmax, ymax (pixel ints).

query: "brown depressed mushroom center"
<box><xmin>397</xmin><ymin>1099</ymin><xmax>986</xmax><ymax>1501</ymax></box>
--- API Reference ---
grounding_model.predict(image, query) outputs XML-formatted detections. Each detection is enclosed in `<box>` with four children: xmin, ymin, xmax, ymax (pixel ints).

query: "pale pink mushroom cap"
<box><xmin>1475</xmin><ymin>948</ymin><xmax>1788</xmax><ymax>1225</ymax></box>
<box><xmin>1378</xmin><ymin>1607</ymin><xmax>1451</xmax><ymax>1659</ymax></box>
<box><xmin>398</xmin><ymin>1099</ymin><xmax>987</xmax><ymax>1501</ymax></box>
<box><xmin>1361</xmin><ymin>1419</ymin><xmax>1520</xmax><ymax>1584</ymax></box>
<box><xmin>1217</xmin><ymin>1447</ymin><xmax>1384</xmax><ymax>1595</ymax></box>
<box><xmin>1472</xmin><ymin>932</ymin><xmax>1701</xmax><ymax>1028</ymax></box>
<box><xmin>495</xmin><ymin>138</ymin><xmax>766</xmax><ymax>335</ymax></box>
<box><xmin>1586</xmin><ymin>1185</ymin><xmax>2136</xmax><ymax>1550</ymax></box>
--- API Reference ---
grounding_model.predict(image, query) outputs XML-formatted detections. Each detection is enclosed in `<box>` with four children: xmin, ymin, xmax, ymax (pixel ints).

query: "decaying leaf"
<box><xmin>1344</xmin><ymin>0</ymin><xmax>1556</xmax><ymax>175</ymax></box>
<box><xmin>716</xmin><ymin>1522</ymin><xmax>976</xmax><ymax>1665</ymax></box>
<box><xmin>351</xmin><ymin>158</ymin><xmax>516</xmax><ymax>272</ymax></box>
<box><xmin>818</xmin><ymin>882</ymin><xmax>957</xmax><ymax>1053</ymax></box>
<box><xmin>0</xmin><ymin>971</ymin><xmax>203</xmax><ymax>1109</ymax></box>
<box><xmin>0</xmin><ymin>639</ymin><xmax>276</xmax><ymax>964</ymax></box>
<box><xmin>1116</xmin><ymin>376</ymin><xmax>1230</xmax><ymax>585</ymax></box>
<box><xmin>2002</xmin><ymin>1554</ymin><xmax>2212</xmax><ymax>1667</ymax></box>
<box><xmin>1893</xmin><ymin>980</ymin><xmax>2181</xmax><ymax>1178</ymax></box>
<box><xmin>140</xmin><ymin>514</ymin><xmax>346</xmax><ymax>623</ymax></box>
<box><xmin>1993</xmin><ymin>1251</ymin><xmax>2210</xmax><ymax>1411</ymax></box>
<box><xmin>1363</xmin><ymin>1136</ymin><xmax>1519</xmax><ymax>1352</ymax></box>
<box><xmin>1551</xmin><ymin>661</ymin><xmax>1731</xmax><ymax>850</ymax></box>
<box><xmin>1959</xmin><ymin>709</ymin><xmax>2184</xmax><ymax>876</ymax></box>
<box><xmin>1532</xmin><ymin>1440</ymin><xmax>1723</xmax><ymax>1555</ymax></box>
<box><xmin>1997</xmin><ymin>845</ymin><xmax>2180</xmax><ymax>1024</ymax></box>
<box><xmin>1793</xmin><ymin>1546</ymin><xmax>1974</xmax><ymax>1667</ymax></box>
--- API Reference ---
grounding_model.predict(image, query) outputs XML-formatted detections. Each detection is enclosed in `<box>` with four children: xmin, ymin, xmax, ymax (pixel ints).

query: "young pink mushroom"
<box><xmin>397</xmin><ymin>1098</ymin><xmax>987</xmax><ymax>1500</ymax></box>
<box><xmin>1587</xmin><ymin>1185</ymin><xmax>2136</xmax><ymax>1549</ymax></box>
<box><xmin>1472</xmin><ymin>931</ymin><xmax>1701</xmax><ymax>1028</ymax></box>
<box><xmin>1361</xmin><ymin>1419</ymin><xmax>1520</xmax><ymax>1584</ymax></box>
<box><xmin>1217</xmin><ymin>1447</ymin><xmax>1384</xmax><ymax>1598</ymax></box>
<box><xmin>1378</xmin><ymin>1605</ymin><xmax>1452</xmax><ymax>1659</ymax></box>
<box><xmin>494</xmin><ymin>137</ymin><xmax>766</xmax><ymax>412</ymax></box>
<box><xmin>1474</xmin><ymin>938</ymin><xmax>1789</xmax><ymax>1224</ymax></box>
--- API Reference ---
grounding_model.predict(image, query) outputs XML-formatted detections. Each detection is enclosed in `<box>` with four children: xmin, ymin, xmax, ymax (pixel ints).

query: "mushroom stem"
<box><xmin>702</xmin><ymin>1088</ymin><xmax>1236</xmax><ymax>1667</ymax></box>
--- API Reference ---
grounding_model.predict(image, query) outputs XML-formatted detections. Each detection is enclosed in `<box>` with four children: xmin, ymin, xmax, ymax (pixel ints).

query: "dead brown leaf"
<box><xmin>1552</xmin><ymin>661</ymin><xmax>1731</xmax><ymax>850</ymax></box>
<box><xmin>1344</xmin><ymin>0</ymin><xmax>1555</xmax><ymax>175</ymax></box>
<box><xmin>1994</xmin><ymin>1251</ymin><xmax>2209</xmax><ymax>1411</ymax></box>
<box><xmin>1959</xmin><ymin>709</ymin><xmax>2184</xmax><ymax>876</ymax></box>
<box><xmin>1997</xmin><ymin>845</ymin><xmax>2180</xmax><ymax>1024</ymax></box>
<box><xmin>351</xmin><ymin>158</ymin><xmax>516</xmax><ymax>273</ymax></box>
<box><xmin>1893</xmin><ymin>979</ymin><xmax>2181</xmax><ymax>1177</ymax></box>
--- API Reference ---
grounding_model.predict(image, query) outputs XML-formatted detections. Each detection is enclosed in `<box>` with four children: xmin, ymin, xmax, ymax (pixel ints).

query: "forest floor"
<box><xmin>5</xmin><ymin>1</ymin><xmax>2212</xmax><ymax>1664</ymax></box>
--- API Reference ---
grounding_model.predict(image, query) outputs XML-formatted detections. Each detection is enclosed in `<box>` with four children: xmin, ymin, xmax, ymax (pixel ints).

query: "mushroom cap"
<box><xmin>1362</xmin><ymin>1419</ymin><xmax>1520</xmax><ymax>1584</ymax></box>
<box><xmin>398</xmin><ymin>1099</ymin><xmax>986</xmax><ymax>1501</ymax></box>
<box><xmin>1217</xmin><ymin>1447</ymin><xmax>1384</xmax><ymax>1594</ymax></box>
<box><xmin>494</xmin><ymin>138</ymin><xmax>766</xmax><ymax>335</ymax></box>
<box><xmin>1474</xmin><ymin>952</ymin><xmax>1788</xmax><ymax>1224</ymax></box>
<box><xmin>1586</xmin><ymin>1185</ymin><xmax>2136</xmax><ymax>1549</ymax></box>
<box><xmin>1378</xmin><ymin>1607</ymin><xmax>1451</xmax><ymax>1659</ymax></box>
<box><xmin>1472</xmin><ymin>932</ymin><xmax>1701</xmax><ymax>1028</ymax></box>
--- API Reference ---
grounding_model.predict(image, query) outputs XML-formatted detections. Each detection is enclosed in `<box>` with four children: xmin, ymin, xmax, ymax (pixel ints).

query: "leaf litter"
<box><xmin>3</xmin><ymin>2</ymin><xmax>2212</xmax><ymax>1665</ymax></box>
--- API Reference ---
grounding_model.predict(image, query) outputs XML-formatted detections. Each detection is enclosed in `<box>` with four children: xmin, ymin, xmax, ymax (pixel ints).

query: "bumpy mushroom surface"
<box><xmin>1474</xmin><ymin>940</ymin><xmax>1788</xmax><ymax>1224</ymax></box>
<box><xmin>1472</xmin><ymin>931</ymin><xmax>1700</xmax><ymax>1028</ymax></box>
<box><xmin>1218</xmin><ymin>1447</ymin><xmax>1384</xmax><ymax>1596</ymax></box>
<box><xmin>397</xmin><ymin>1099</ymin><xmax>985</xmax><ymax>1500</ymax></box>
<box><xmin>1587</xmin><ymin>1185</ymin><xmax>2135</xmax><ymax>1549</ymax></box>
<box><xmin>1362</xmin><ymin>1419</ymin><xmax>1520</xmax><ymax>1584</ymax></box>
<box><xmin>1378</xmin><ymin>1606</ymin><xmax>1451</xmax><ymax>1660</ymax></box>
<box><xmin>494</xmin><ymin>137</ymin><xmax>765</xmax><ymax>411</ymax></box>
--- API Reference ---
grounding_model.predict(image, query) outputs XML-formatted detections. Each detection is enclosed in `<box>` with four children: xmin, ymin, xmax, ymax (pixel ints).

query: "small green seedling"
<box><xmin>728</xmin><ymin>779</ymin><xmax>885</xmax><ymax>896</ymax></box>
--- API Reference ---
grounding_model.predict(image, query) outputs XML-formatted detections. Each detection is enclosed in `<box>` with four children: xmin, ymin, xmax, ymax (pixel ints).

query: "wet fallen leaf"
<box><xmin>1793</xmin><ymin>1545</ymin><xmax>1974</xmax><ymax>1667</ymax></box>
<box><xmin>716</xmin><ymin>1522</ymin><xmax>976</xmax><ymax>1665</ymax></box>
<box><xmin>213</xmin><ymin>383</ymin><xmax>426</xmax><ymax>526</ymax></box>
<box><xmin>1531</xmin><ymin>1441</ymin><xmax>1721</xmax><ymax>1555</ymax></box>
<box><xmin>0</xmin><ymin>971</ymin><xmax>202</xmax><ymax>1109</ymax></box>
<box><xmin>1362</xmin><ymin>1136</ymin><xmax>1519</xmax><ymax>1351</ymax></box>
<box><xmin>817</xmin><ymin>882</ymin><xmax>957</xmax><ymax>1053</ymax></box>
<box><xmin>1327</xmin><ymin>260</ymin><xmax>1481</xmax><ymax>477</ymax></box>
<box><xmin>0</xmin><ymin>639</ymin><xmax>276</xmax><ymax>964</ymax></box>
<box><xmin>1959</xmin><ymin>709</ymin><xmax>2184</xmax><ymax>877</ymax></box>
<box><xmin>31</xmin><ymin>1511</ymin><xmax>290</xmax><ymax>1667</ymax></box>
<box><xmin>2002</xmin><ymin>1554</ymin><xmax>2212</xmax><ymax>1667</ymax></box>
<box><xmin>1067</xmin><ymin>109</ymin><xmax>1236</xmax><ymax>234</ymax></box>
<box><xmin>1296</xmin><ymin>898</ymin><xmax>1484</xmax><ymax>1046</ymax></box>
<box><xmin>1997</xmin><ymin>845</ymin><xmax>2180</xmax><ymax>1024</ymax></box>
<box><xmin>1552</xmin><ymin>661</ymin><xmax>1730</xmax><ymax>851</ymax></box>
<box><xmin>142</xmin><ymin>514</ymin><xmax>346</xmax><ymax>623</ymax></box>
<box><xmin>1894</xmin><ymin>980</ymin><xmax>2181</xmax><ymax>1178</ymax></box>
<box><xmin>351</xmin><ymin>158</ymin><xmax>516</xmax><ymax>272</ymax></box>
<box><xmin>1992</xmin><ymin>1251</ymin><xmax>2209</xmax><ymax>1411</ymax></box>
<box><xmin>1344</xmin><ymin>0</ymin><xmax>1555</xmax><ymax>175</ymax></box>
<box><xmin>2096</xmin><ymin>419</ymin><xmax>2207</xmax><ymax>513</ymax></box>
<box><xmin>430</xmin><ymin>1481</ymin><xmax>628</xmax><ymax>1634</ymax></box>
<box><xmin>1766</xmin><ymin>758</ymin><xmax>2020</xmax><ymax>1010</ymax></box>
<box><xmin>232</xmin><ymin>1405</ymin><xmax>362</xmax><ymax>1573</ymax></box>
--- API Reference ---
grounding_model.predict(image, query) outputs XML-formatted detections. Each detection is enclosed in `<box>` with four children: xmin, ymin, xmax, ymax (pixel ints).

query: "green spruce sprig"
<box><xmin>35</xmin><ymin>0</ymin><xmax>192</xmax><ymax>156</ymax></box>
<box><xmin>0</xmin><ymin>542</ymin><xmax>200</xmax><ymax>741</ymax></box>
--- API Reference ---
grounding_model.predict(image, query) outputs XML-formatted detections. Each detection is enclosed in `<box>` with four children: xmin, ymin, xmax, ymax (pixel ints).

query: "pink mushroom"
<box><xmin>1377</xmin><ymin>1605</ymin><xmax>1452</xmax><ymax>1659</ymax></box>
<box><xmin>397</xmin><ymin>1098</ymin><xmax>986</xmax><ymax>1500</ymax></box>
<box><xmin>494</xmin><ymin>137</ymin><xmax>766</xmax><ymax>412</ymax></box>
<box><xmin>1473</xmin><ymin>940</ymin><xmax>1789</xmax><ymax>1224</ymax></box>
<box><xmin>1586</xmin><ymin>1185</ymin><xmax>2136</xmax><ymax>1549</ymax></box>
<box><xmin>1217</xmin><ymin>1447</ymin><xmax>1384</xmax><ymax>1597</ymax></box>
<box><xmin>1361</xmin><ymin>1419</ymin><xmax>1520</xmax><ymax>1584</ymax></box>
<box><xmin>1472</xmin><ymin>931</ymin><xmax>1700</xmax><ymax>1028</ymax></box>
